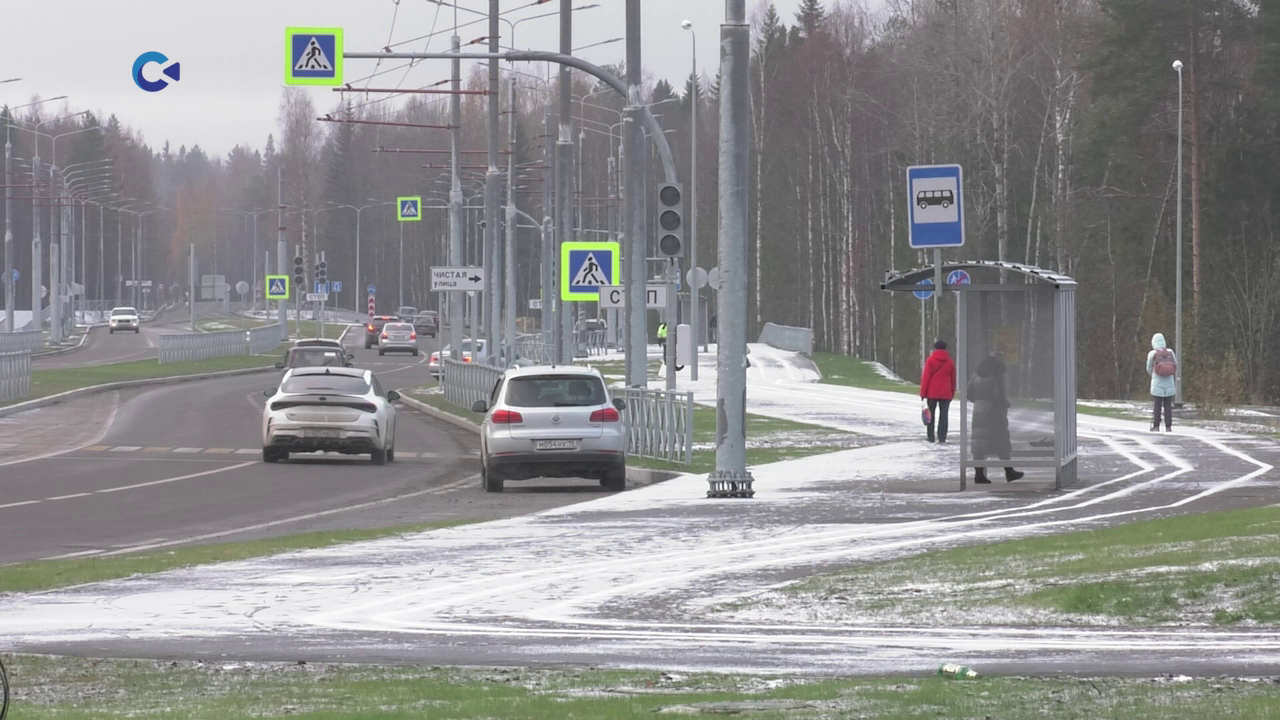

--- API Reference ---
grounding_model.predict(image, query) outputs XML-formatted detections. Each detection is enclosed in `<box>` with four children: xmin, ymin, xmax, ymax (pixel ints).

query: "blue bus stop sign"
<box><xmin>914</xmin><ymin>276</ymin><xmax>934</xmax><ymax>300</ymax></box>
<box><xmin>907</xmin><ymin>164</ymin><xmax>965</xmax><ymax>249</ymax></box>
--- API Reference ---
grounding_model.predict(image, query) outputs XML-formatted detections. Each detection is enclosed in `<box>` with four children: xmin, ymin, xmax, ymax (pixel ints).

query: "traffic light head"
<box><xmin>315</xmin><ymin>259</ymin><xmax>328</xmax><ymax>282</ymax></box>
<box><xmin>293</xmin><ymin>256</ymin><xmax>305</xmax><ymax>287</ymax></box>
<box><xmin>657</xmin><ymin>183</ymin><xmax>683</xmax><ymax>258</ymax></box>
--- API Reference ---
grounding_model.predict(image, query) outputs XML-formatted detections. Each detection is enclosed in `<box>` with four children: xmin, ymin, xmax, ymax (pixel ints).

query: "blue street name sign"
<box><xmin>907</xmin><ymin>164</ymin><xmax>965</xmax><ymax>249</ymax></box>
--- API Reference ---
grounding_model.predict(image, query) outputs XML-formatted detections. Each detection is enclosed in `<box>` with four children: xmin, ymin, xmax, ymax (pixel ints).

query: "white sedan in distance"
<box><xmin>108</xmin><ymin>306</ymin><xmax>140</xmax><ymax>333</ymax></box>
<box><xmin>262</xmin><ymin>367</ymin><xmax>399</xmax><ymax>465</ymax></box>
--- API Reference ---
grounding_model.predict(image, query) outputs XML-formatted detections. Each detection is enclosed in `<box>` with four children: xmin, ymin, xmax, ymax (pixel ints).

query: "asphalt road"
<box><xmin>0</xmin><ymin>329</ymin><xmax>612</xmax><ymax>565</ymax></box>
<box><xmin>33</xmin><ymin>304</ymin><xmax>198</xmax><ymax>369</ymax></box>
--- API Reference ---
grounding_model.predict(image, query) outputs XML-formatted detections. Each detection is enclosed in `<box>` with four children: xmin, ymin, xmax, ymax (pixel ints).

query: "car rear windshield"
<box><xmin>111</xmin><ymin>308</ymin><xmax>137</xmax><ymax>316</ymax></box>
<box><xmin>397</xmin><ymin>307</ymin><xmax>417</xmax><ymax>316</ymax></box>
<box><xmin>384</xmin><ymin>323</ymin><xmax>412</xmax><ymax>332</ymax></box>
<box><xmin>288</xmin><ymin>349</ymin><xmax>345</xmax><ymax>367</ymax></box>
<box><xmin>504</xmin><ymin>376</ymin><xmax>606</xmax><ymax>408</ymax></box>
<box><xmin>281</xmin><ymin>374</ymin><xmax>370</xmax><ymax>395</ymax></box>
<box><xmin>368</xmin><ymin>318</ymin><xmax>390</xmax><ymax>328</ymax></box>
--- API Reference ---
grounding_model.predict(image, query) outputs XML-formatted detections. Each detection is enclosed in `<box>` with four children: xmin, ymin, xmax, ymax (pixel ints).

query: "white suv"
<box><xmin>108</xmin><ymin>307</ymin><xmax>140</xmax><ymax>333</ymax></box>
<box><xmin>471</xmin><ymin>365</ymin><xmax>627</xmax><ymax>493</ymax></box>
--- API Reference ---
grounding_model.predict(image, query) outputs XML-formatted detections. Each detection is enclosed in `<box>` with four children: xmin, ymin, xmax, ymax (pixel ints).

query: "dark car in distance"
<box><xmin>364</xmin><ymin>315</ymin><xmax>396</xmax><ymax>349</ymax></box>
<box><xmin>413</xmin><ymin>311</ymin><xmax>438</xmax><ymax>338</ymax></box>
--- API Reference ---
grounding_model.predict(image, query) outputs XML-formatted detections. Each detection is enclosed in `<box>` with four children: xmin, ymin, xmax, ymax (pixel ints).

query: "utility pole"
<box><xmin>504</xmin><ymin>77</ymin><xmax>518</xmax><ymax>363</ymax></box>
<box><xmin>484</xmin><ymin>0</ymin><xmax>502</xmax><ymax>365</ymax></box>
<box><xmin>624</xmin><ymin>0</ymin><xmax>648</xmax><ymax>387</ymax></box>
<box><xmin>707</xmin><ymin>0</ymin><xmax>754</xmax><ymax>498</ymax></box>
<box><xmin>558</xmin><ymin>0</ymin><xmax>576</xmax><ymax>364</ymax></box>
<box><xmin>685</xmin><ymin>19</ymin><xmax>701</xmax><ymax>375</ymax></box>
<box><xmin>449</xmin><ymin>34</ymin><xmax>465</xmax><ymax>361</ymax></box>
<box><xmin>3</xmin><ymin>128</ymin><xmax>11</xmax><ymax>332</ymax></box>
<box><xmin>49</xmin><ymin>165</ymin><xmax>61</xmax><ymax>342</ymax></box>
<box><xmin>30</xmin><ymin>152</ymin><xmax>41</xmax><ymax>330</ymax></box>
<box><xmin>277</xmin><ymin>168</ymin><xmax>287</xmax><ymax>339</ymax></box>
<box><xmin>543</xmin><ymin>107</ymin><xmax>555</xmax><ymax>355</ymax></box>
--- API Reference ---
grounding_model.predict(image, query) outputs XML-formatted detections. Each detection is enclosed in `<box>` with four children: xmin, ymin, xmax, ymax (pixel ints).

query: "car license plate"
<box><xmin>304</xmin><ymin>428</ymin><xmax>341</xmax><ymax>439</ymax></box>
<box><xmin>535</xmin><ymin>439</ymin><xmax>578</xmax><ymax>451</ymax></box>
<box><xmin>391</xmin><ymin>334</ymin><xmax>409</xmax><ymax>340</ymax></box>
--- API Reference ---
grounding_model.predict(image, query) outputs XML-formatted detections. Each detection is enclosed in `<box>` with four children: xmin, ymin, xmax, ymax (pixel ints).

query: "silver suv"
<box><xmin>471</xmin><ymin>365</ymin><xmax>627</xmax><ymax>493</ymax></box>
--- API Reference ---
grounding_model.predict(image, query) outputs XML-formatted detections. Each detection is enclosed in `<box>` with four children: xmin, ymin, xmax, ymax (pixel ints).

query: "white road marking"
<box><xmin>173</xmin><ymin>447</ymin><xmax>204</xmax><ymax>453</ymax></box>
<box><xmin>0</xmin><ymin>500</ymin><xmax>40</xmax><ymax>510</ymax></box>
<box><xmin>45</xmin><ymin>492</ymin><xmax>91</xmax><ymax>501</ymax></box>
<box><xmin>40</xmin><ymin>548</ymin><xmax>105</xmax><ymax>560</ymax></box>
<box><xmin>99</xmin><ymin>473</ymin><xmax>480</xmax><ymax>556</ymax></box>
<box><xmin>94</xmin><ymin>461</ymin><xmax>257</xmax><ymax>494</ymax></box>
<box><xmin>109</xmin><ymin>446</ymin><xmax>142</xmax><ymax>452</ymax></box>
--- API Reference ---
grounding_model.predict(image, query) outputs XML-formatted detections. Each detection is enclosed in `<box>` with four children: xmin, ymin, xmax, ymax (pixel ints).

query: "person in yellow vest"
<box><xmin>657</xmin><ymin>322</ymin><xmax>668</xmax><ymax>342</ymax></box>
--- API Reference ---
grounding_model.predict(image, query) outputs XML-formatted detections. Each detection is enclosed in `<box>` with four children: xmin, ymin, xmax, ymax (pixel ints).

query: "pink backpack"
<box><xmin>1153</xmin><ymin>348</ymin><xmax>1177</xmax><ymax>377</ymax></box>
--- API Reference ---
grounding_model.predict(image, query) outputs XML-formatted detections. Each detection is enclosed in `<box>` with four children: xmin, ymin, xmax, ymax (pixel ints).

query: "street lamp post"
<box><xmin>1174</xmin><ymin>59</ymin><xmax>1184</xmax><ymax>407</ymax></box>
<box><xmin>683</xmin><ymin>18</ymin><xmax>700</xmax><ymax>378</ymax></box>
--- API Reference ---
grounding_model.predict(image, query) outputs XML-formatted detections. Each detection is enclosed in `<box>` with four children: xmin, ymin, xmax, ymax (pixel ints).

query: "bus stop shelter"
<box><xmin>882</xmin><ymin>261</ymin><xmax>1078</xmax><ymax>489</ymax></box>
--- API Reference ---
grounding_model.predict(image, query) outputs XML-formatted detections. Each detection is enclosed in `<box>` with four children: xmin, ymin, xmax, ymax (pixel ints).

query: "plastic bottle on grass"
<box><xmin>938</xmin><ymin>663</ymin><xmax>979</xmax><ymax>680</ymax></box>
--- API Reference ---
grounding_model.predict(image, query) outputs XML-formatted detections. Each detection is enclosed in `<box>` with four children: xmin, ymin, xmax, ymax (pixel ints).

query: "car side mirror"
<box><xmin>471</xmin><ymin>400</ymin><xmax>488</xmax><ymax>413</ymax></box>
<box><xmin>274</xmin><ymin>362</ymin><xmax>285</xmax><ymax>369</ymax></box>
<box><xmin>263</xmin><ymin>388</ymin><xmax>276</xmax><ymax>397</ymax></box>
<box><xmin>386</xmin><ymin>390</ymin><xmax>401</xmax><ymax>402</ymax></box>
<box><xmin>612</xmin><ymin>397</ymin><xmax>626</xmax><ymax>411</ymax></box>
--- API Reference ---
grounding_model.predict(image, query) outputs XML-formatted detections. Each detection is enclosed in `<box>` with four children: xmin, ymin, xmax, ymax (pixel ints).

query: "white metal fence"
<box><xmin>514</xmin><ymin>337</ymin><xmax>555</xmax><ymax>364</ymax></box>
<box><xmin>159</xmin><ymin>326</ymin><xmax>284</xmax><ymax>364</ymax></box>
<box><xmin>759</xmin><ymin>322</ymin><xmax>813</xmax><ymax>355</ymax></box>
<box><xmin>577</xmin><ymin>330</ymin><xmax>608</xmax><ymax>357</ymax></box>
<box><xmin>0</xmin><ymin>331</ymin><xmax>42</xmax><ymax>355</ymax></box>
<box><xmin>440</xmin><ymin>357</ymin><xmax>505</xmax><ymax>409</ymax></box>
<box><xmin>0</xmin><ymin>351</ymin><xmax>32</xmax><ymax>403</ymax></box>
<box><xmin>620</xmin><ymin>387</ymin><xmax>694</xmax><ymax>466</ymax></box>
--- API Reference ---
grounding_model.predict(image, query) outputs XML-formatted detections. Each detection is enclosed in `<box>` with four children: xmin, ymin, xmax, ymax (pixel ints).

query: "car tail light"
<box><xmin>367</xmin><ymin>324</ymin><xmax>375</xmax><ymax>331</ymax></box>
<box><xmin>431</xmin><ymin>354</ymin><xmax>439</xmax><ymax>362</ymax></box>
<box><xmin>464</xmin><ymin>357</ymin><xmax>471</xmax><ymax>362</ymax></box>
<box><xmin>491</xmin><ymin>409</ymin><xmax>523</xmax><ymax>424</ymax></box>
<box><xmin>410</xmin><ymin>332</ymin><xmax>417</xmax><ymax>340</ymax></box>
<box><xmin>381</xmin><ymin>333</ymin><xmax>388</xmax><ymax>339</ymax></box>
<box><xmin>590</xmin><ymin>407</ymin><xmax>620</xmax><ymax>422</ymax></box>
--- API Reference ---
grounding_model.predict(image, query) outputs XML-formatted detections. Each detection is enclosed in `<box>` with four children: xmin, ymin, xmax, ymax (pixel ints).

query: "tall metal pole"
<box><xmin>449</xmin><ymin>34</ymin><xmax>465</xmax><ymax>361</ymax></box>
<box><xmin>624</xmin><ymin>0</ymin><xmax>648</xmax><ymax>387</ymax></box>
<box><xmin>708</xmin><ymin>0</ymin><xmax>754</xmax><ymax>497</ymax></box>
<box><xmin>484</xmin><ymin>0</ymin><xmax>502</xmax><ymax>364</ymax></box>
<box><xmin>3</xmin><ymin>127</ymin><xmax>12</xmax><ymax>332</ymax></box>
<box><xmin>31</xmin><ymin>151</ymin><xmax>41</xmax><ymax>328</ymax></box>
<box><xmin>354</xmin><ymin>208</ymin><xmax>362</xmax><ymax>309</ymax></box>
<box><xmin>189</xmin><ymin>242</ymin><xmax>196</xmax><ymax>332</ymax></box>
<box><xmin>115</xmin><ymin>208</ymin><xmax>123</xmax><ymax>307</ymax></box>
<box><xmin>504</xmin><ymin>77</ymin><xmax>519</xmax><ymax>364</ymax></box>
<box><xmin>1174</xmin><ymin>60</ymin><xmax>1184</xmax><ymax>406</ymax></box>
<box><xmin>49</xmin><ymin>164</ymin><xmax>61</xmax><ymax>342</ymax></box>
<box><xmin>398</xmin><ymin>220</ymin><xmax>405</xmax><ymax>307</ymax></box>
<box><xmin>277</xmin><ymin>168</ymin><xmax>287</xmax><ymax>338</ymax></box>
<box><xmin>558</xmin><ymin>0</ymin><xmax>575</xmax><ymax>364</ymax></box>
<box><xmin>98</xmin><ymin>204</ymin><xmax>104</xmax><ymax>305</ymax></box>
<box><xmin>687</xmin><ymin>22</ymin><xmax>700</xmax><ymax>375</ymax></box>
<box><xmin>542</xmin><ymin>107</ymin><xmax>555</xmax><ymax>352</ymax></box>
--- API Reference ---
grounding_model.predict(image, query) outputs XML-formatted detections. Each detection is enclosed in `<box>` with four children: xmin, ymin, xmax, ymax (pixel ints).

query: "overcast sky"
<box><xmin>0</xmin><ymin>1</ymin><xmax>811</xmax><ymax>157</ymax></box>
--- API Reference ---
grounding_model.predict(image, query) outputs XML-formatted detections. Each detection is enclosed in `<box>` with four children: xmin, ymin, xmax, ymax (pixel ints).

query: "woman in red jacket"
<box><xmin>920</xmin><ymin>339</ymin><xmax>957</xmax><ymax>443</ymax></box>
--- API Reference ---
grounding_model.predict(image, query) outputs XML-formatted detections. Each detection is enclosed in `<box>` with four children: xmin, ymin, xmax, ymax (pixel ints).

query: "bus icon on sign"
<box><xmin>916</xmin><ymin>189</ymin><xmax>954</xmax><ymax>210</ymax></box>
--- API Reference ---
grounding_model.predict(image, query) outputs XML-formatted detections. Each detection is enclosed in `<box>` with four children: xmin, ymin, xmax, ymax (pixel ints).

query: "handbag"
<box><xmin>921</xmin><ymin>399</ymin><xmax>932</xmax><ymax>426</ymax></box>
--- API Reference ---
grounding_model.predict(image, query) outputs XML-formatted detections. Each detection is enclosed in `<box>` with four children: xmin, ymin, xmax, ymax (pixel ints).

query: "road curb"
<box><xmin>396</xmin><ymin>393</ymin><xmax>679</xmax><ymax>488</ymax></box>
<box><xmin>0</xmin><ymin>364</ymin><xmax>279</xmax><ymax>419</ymax></box>
<box><xmin>32</xmin><ymin>329</ymin><xmax>92</xmax><ymax>359</ymax></box>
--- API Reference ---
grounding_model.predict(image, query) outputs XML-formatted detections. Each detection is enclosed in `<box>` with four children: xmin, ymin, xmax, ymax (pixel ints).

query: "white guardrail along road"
<box><xmin>159</xmin><ymin>326</ymin><xmax>286</xmax><ymax>364</ymax></box>
<box><xmin>0</xmin><ymin>331</ymin><xmax>42</xmax><ymax>355</ymax></box>
<box><xmin>0</xmin><ymin>351</ymin><xmax>32</xmax><ymax>403</ymax></box>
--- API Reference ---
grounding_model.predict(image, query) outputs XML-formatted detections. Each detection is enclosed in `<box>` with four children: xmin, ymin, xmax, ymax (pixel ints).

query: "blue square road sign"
<box><xmin>907</xmin><ymin>164</ymin><xmax>965</xmax><ymax>249</ymax></box>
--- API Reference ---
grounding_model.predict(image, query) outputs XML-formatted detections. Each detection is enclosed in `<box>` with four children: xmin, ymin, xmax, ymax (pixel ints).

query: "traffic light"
<box><xmin>292</xmin><ymin>255</ymin><xmax>305</xmax><ymax>293</ymax></box>
<box><xmin>315</xmin><ymin>258</ymin><xmax>328</xmax><ymax>285</ymax></box>
<box><xmin>657</xmin><ymin>183</ymin><xmax>684</xmax><ymax>258</ymax></box>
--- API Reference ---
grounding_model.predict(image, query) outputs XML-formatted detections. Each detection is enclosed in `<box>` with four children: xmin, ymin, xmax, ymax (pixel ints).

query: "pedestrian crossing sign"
<box><xmin>285</xmin><ymin>27</ymin><xmax>344</xmax><ymax>86</ymax></box>
<box><xmin>397</xmin><ymin>196</ymin><xmax>422</xmax><ymax>222</ymax></box>
<box><xmin>561</xmin><ymin>241</ymin><xmax>620</xmax><ymax>301</ymax></box>
<box><xmin>266</xmin><ymin>275</ymin><xmax>290</xmax><ymax>300</ymax></box>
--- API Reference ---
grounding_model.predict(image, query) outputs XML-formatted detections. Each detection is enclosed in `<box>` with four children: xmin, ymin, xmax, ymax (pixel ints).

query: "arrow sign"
<box><xmin>430</xmin><ymin>266</ymin><xmax>485</xmax><ymax>292</ymax></box>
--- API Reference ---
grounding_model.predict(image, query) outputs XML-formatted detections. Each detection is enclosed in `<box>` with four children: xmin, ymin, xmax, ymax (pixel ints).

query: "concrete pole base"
<box><xmin>706</xmin><ymin>471</ymin><xmax>755</xmax><ymax>498</ymax></box>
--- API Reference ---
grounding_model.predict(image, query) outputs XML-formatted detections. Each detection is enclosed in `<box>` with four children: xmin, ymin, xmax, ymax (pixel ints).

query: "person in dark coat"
<box><xmin>920</xmin><ymin>339</ymin><xmax>956</xmax><ymax>443</ymax></box>
<box><xmin>968</xmin><ymin>354</ymin><xmax>1024</xmax><ymax>484</ymax></box>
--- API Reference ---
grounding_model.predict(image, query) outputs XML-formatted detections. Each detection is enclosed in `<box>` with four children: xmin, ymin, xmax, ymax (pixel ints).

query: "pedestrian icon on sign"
<box><xmin>397</xmin><ymin>196</ymin><xmax>422</xmax><ymax>222</ymax></box>
<box><xmin>571</xmin><ymin>252</ymin><xmax>608</xmax><ymax>286</ymax></box>
<box><xmin>296</xmin><ymin>37</ymin><xmax>333</xmax><ymax>71</ymax></box>
<box><xmin>401</xmin><ymin>200</ymin><xmax>417</xmax><ymax>217</ymax></box>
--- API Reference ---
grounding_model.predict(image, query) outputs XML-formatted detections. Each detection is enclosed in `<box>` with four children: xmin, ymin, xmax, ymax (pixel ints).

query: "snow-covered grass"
<box><xmin>713</xmin><ymin>504</ymin><xmax>1280</xmax><ymax>628</ymax></box>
